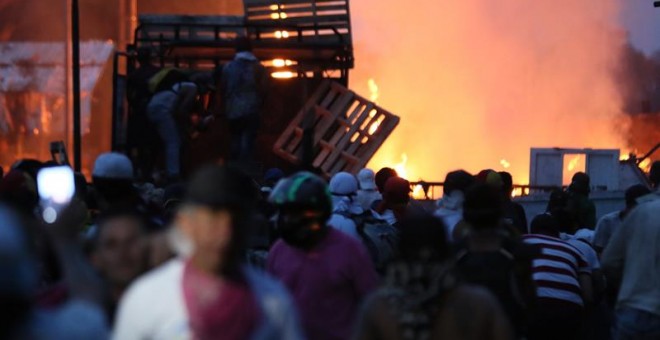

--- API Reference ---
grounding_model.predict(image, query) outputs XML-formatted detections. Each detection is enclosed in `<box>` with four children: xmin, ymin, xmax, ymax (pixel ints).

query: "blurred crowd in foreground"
<box><xmin>0</xmin><ymin>152</ymin><xmax>659</xmax><ymax>340</ymax></box>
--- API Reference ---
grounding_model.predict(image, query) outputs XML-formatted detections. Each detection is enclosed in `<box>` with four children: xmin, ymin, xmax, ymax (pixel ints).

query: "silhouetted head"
<box><xmin>443</xmin><ymin>170</ymin><xmax>474</xmax><ymax>196</ymax></box>
<box><xmin>269</xmin><ymin>172</ymin><xmax>333</xmax><ymax>251</ymax></box>
<box><xmin>530</xmin><ymin>213</ymin><xmax>560</xmax><ymax>238</ymax></box>
<box><xmin>397</xmin><ymin>212</ymin><xmax>448</xmax><ymax>263</ymax></box>
<box><xmin>463</xmin><ymin>183</ymin><xmax>503</xmax><ymax>230</ymax></box>
<box><xmin>499</xmin><ymin>171</ymin><xmax>514</xmax><ymax>196</ymax></box>
<box><xmin>235</xmin><ymin>36</ymin><xmax>253</xmax><ymax>53</ymax></box>
<box><xmin>570</xmin><ymin>172</ymin><xmax>590</xmax><ymax>195</ymax></box>
<box><xmin>178</xmin><ymin>165</ymin><xmax>258</xmax><ymax>279</ymax></box>
<box><xmin>625</xmin><ymin>184</ymin><xmax>651</xmax><ymax>210</ymax></box>
<box><xmin>375</xmin><ymin>167</ymin><xmax>398</xmax><ymax>193</ymax></box>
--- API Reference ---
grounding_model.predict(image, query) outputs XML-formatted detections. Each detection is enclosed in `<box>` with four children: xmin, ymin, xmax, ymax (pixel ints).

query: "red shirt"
<box><xmin>182</xmin><ymin>261</ymin><xmax>261</xmax><ymax>340</ymax></box>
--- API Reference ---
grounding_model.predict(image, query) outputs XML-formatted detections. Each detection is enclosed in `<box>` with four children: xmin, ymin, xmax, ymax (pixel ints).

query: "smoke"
<box><xmin>351</xmin><ymin>0</ymin><xmax>627</xmax><ymax>183</ymax></box>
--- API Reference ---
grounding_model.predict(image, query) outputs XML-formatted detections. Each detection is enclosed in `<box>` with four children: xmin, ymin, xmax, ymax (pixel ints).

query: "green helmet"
<box><xmin>269</xmin><ymin>172</ymin><xmax>333</xmax><ymax>218</ymax></box>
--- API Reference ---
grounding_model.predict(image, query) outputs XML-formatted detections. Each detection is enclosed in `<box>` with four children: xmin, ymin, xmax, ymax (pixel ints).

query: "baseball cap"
<box><xmin>92</xmin><ymin>153</ymin><xmax>134</xmax><ymax>180</ymax></box>
<box><xmin>357</xmin><ymin>168</ymin><xmax>377</xmax><ymax>191</ymax></box>
<box><xmin>476</xmin><ymin>169</ymin><xmax>504</xmax><ymax>190</ymax></box>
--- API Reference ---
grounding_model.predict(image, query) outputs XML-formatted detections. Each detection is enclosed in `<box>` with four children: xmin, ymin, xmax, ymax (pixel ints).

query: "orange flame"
<box><xmin>355</xmin><ymin>0</ymin><xmax>627</xmax><ymax>185</ymax></box>
<box><xmin>567</xmin><ymin>155</ymin><xmax>581</xmax><ymax>172</ymax></box>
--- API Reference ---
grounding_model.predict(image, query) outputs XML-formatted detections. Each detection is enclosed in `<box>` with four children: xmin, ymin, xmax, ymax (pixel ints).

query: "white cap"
<box><xmin>329</xmin><ymin>172</ymin><xmax>358</xmax><ymax>196</ymax></box>
<box><xmin>92</xmin><ymin>152</ymin><xmax>134</xmax><ymax>180</ymax></box>
<box><xmin>357</xmin><ymin>168</ymin><xmax>377</xmax><ymax>190</ymax></box>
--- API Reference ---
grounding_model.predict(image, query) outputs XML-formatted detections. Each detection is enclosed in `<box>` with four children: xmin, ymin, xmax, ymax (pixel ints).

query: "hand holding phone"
<box><xmin>37</xmin><ymin>166</ymin><xmax>75</xmax><ymax>223</ymax></box>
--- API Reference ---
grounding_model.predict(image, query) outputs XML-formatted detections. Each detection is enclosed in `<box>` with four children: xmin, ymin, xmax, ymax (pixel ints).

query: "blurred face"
<box><xmin>178</xmin><ymin>206</ymin><xmax>234</xmax><ymax>272</ymax></box>
<box><xmin>92</xmin><ymin>216</ymin><xmax>146</xmax><ymax>289</ymax></box>
<box><xmin>276</xmin><ymin>208</ymin><xmax>325</xmax><ymax>250</ymax></box>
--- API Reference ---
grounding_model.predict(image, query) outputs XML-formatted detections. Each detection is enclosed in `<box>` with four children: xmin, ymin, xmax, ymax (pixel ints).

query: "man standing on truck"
<box><xmin>218</xmin><ymin>37</ymin><xmax>268</xmax><ymax>162</ymax></box>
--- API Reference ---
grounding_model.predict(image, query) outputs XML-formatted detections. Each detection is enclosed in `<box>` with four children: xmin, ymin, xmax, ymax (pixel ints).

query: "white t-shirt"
<box><xmin>113</xmin><ymin>258</ymin><xmax>303</xmax><ymax>340</ymax></box>
<box><xmin>593</xmin><ymin>211</ymin><xmax>623</xmax><ymax>250</ymax></box>
<box><xmin>113</xmin><ymin>260</ymin><xmax>190</xmax><ymax>340</ymax></box>
<box><xmin>566</xmin><ymin>238</ymin><xmax>600</xmax><ymax>271</ymax></box>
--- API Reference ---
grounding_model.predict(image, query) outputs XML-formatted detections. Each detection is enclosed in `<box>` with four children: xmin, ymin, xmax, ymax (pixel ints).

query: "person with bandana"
<box><xmin>267</xmin><ymin>172</ymin><xmax>379</xmax><ymax>340</ymax></box>
<box><xmin>113</xmin><ymin>165</ymin><xmax>303</xmax><ymax>340</ymax></box>
<box><xmin>327</xmin><ymin>171</ymin><xmax>364</xmax><ymax>240</ymax></box>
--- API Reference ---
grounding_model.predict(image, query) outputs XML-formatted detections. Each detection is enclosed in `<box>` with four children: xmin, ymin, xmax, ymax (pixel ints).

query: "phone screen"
<box><xmin>37</xmin><ymin>166</ymin><xmax>75</xmax><ymax>222</ymax></box>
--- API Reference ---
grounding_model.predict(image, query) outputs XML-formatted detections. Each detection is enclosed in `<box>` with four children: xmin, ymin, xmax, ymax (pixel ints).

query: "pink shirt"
<box><xmin>267</xmin><ymin>228</ymin><xmax>379</xmax><ymax>340</ymax></box>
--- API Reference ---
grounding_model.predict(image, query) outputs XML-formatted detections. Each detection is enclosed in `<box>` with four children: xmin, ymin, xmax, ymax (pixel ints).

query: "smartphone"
<box><xmin>37</xmin><ymin>166</ymin><xmax>75</xmax><ymax>223</ymax></box>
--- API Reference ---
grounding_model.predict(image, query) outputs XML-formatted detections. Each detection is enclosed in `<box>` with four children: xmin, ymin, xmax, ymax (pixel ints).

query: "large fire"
<box><xmin>351</xmin><ymin>0</ymin><xmax>628</xmax><ymax>186</ymax></box>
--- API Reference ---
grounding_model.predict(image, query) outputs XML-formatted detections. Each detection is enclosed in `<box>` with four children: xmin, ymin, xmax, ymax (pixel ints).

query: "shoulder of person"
<box><xmin>598</xmin><ymin>211</ymin><xmax>621</xmax><ymax>222</ymax></box>
<box><xmin>503</xmin><ymin>236</ymin><xmax>541</xmax><ymax>259</ymax></box>
<box><xmin>122</xmin><ymin>258</ymin><xmax>184</xmax><ymax>301</ymax></box>
<box><xmin>245</xmin><ymin>267</ymin><xmax>288</xmax><ymax>297</ymax></box>
<box><xmin>451</xmin><ymin>284</ymin><xmax>498</xmax><ymax>300</ymax></box>
<box><xmin>328</xmin><ymin>228</ymin><xmax>370</xmax><ymax>253</ymax></box>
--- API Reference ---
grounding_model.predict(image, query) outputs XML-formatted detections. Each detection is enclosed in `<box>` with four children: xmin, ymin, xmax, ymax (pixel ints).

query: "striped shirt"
<box><xmin>522</xmin><ymin>234</ymin><xmax>591</xmax><ymax>306</ymax></box>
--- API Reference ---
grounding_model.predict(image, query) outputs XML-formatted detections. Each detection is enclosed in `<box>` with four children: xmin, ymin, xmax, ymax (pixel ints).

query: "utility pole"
<box><xmin>71</xmin><ymin>0</ymin><xmax>82</xmax><ymax>172</ymax></box>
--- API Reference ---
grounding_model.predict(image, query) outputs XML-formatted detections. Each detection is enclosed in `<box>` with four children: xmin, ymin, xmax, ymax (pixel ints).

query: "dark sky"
<box><xmin>621</xmin><ymin>0</ymin><xmax>660</xmax><ymax>54</ymax></box>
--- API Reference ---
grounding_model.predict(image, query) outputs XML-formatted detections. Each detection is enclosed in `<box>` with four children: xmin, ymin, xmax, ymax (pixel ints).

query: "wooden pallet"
<box><xmin>273</xmin><ymin>81</ymin><xmax>400</xmax><ymax>177</ymax></box>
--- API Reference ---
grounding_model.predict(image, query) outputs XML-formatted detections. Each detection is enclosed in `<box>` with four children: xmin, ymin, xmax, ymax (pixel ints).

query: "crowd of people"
<box><xmin>0</xmin><ymin>150</ymin><xmax>659</xmax><ymax>340</ymax></box>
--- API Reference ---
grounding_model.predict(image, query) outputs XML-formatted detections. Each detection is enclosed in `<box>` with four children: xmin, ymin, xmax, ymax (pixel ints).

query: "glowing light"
<box><xmin>43</xmin><ymin>207</ymin><xmax>57</xmax><ymax>224</ymax></box>
<box><xmin>367</xmin><ymin>110</ymin><xmax>384</xmax><ymax>135</ymax></box>
<box><xmin>368</xmin><ymin>78</ymin><xmax>379</xmax><ymax>103</ymax></box>
<box><xmin>271</xmin><ymin>13</ymin><xmax>280</xmax><ymax>19</ymax></box>
<box><xmin>280</xmin><ymin>12</ymin><xmax>288</xmax><ymax>19</ymax></box>
<box><xmin>275</xmin><ymin>31</ymin><xmax>290</xmax><ymax>39</ymax></box>
<box><xmin>394</xmin><ymin>153</ymin><xmax>409</xmax><ymax>179</ymax></box>
<box><xmin>271</xmin><ymin>71</ymin><xmax>295</xmax><ymax>79</ymax></box>
<box><xmin>33</xmin><ymin>128</ymin><xmax>39</xmax><ymax>135</ymax></box>
<box><xmin>271</xmin><ymin>58</ymin><xmax>295</xmax><ymax>67</ymax></box>
<box><xmin>567</xmin><ymin>155</ymin><xmax>580</xmax><ymax>172</ymax></box>
<box><xmin>411</xmin><ymin>184</ymin><xmax>426</xmax><ymax>200</ymax></box>
<box><xmin>270</xmin><ymin>4</ymin><xmax>278</xmax><ymax>10</ymax></box>
<box><xmin>500</xmin><ymin>159</ymin><xmax>511</xmax><ymax>169</ymax></box>
<box><xmin>640</xmin><ymin>158</ymin><xmax>652</xmax><ymax>173</ymax></box>
<box><xmin>511</xmin><ymin>187</ymin><xmax>530</xmax><ymax>198</ymax></box>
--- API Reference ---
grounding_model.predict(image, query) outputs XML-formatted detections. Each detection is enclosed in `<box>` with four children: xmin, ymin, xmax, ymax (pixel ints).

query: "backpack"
<box><xmin>148</xmin><ymin>68</ymin><xmax>188</xmax><ymax>94</ymax></box>
<box><xmin>339</xmin><ymin>211</ymin><xmax>399</xmax><ymax>272</ymax></box>
<box><xmin>454</xmin><ymin>240</ymin><xmax>537</xmax><ymax>336</ymax></box>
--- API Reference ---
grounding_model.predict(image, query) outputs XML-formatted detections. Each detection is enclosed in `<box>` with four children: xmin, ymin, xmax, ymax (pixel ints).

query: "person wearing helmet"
<box><xmin>113</xmin><ymin>165</ymin><xmax>303</xmax><ymax>340</ymax></box>
<box><xmin>267</xmin><ymin>172</ymin><xmax>379</xmax><ymax>340</ymax></box>
<box><xmin>327</xmin><ymin>171</ymin><xmax>363</xmax><ymax>240</ymax></box>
